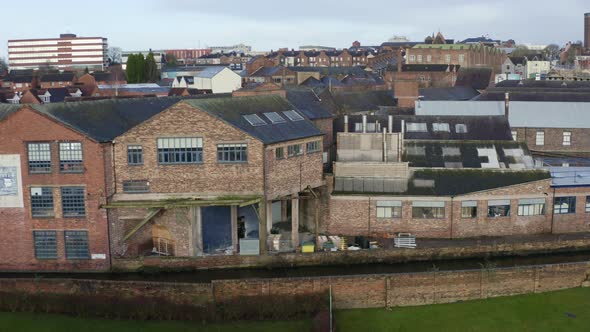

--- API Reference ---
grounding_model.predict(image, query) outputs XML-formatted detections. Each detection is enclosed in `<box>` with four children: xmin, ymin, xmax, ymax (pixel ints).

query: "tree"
<box><xmin>84</xmin><ymin>67</ymin><xmax>89</xmax><ymax>74</ymax></box>
<box><xmin>165</xmin><ymin>53</ymin><xmax>178</xmax><ymax>68</ymax></box>
<box><xmin>145</xmin><ymin>52</ymin><xmax>160</xmax><ymax>83</ymax></box>
<box><xmin>107</xmin><ymin>47</ymin><xmax>122</xmax><ymax>65</ymax></box>
<box><xmin>125</xmin><ymin>53</ymin><xmax>146</xmax><ymax>83</ymax></box>
<box><xmin>509</xmin><ymin>45</ymin><xmax>532</xmax><ymax>58</ymax></box>
<box><xmin>543</xmin><ymin>44</ymin><xmax>560</xmax><ymax>60</ymax></box>
<box><xmin>0</xmin><ymin>57</ymin><xmax>7</xmax><ymax>74</ymax></box>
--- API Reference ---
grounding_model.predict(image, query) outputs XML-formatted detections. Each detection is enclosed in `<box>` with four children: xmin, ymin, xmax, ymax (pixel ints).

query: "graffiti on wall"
<box><xmin>0</xmin><ymin>167</ymin><xmax>18</xmax><ymax>196</ymax></box>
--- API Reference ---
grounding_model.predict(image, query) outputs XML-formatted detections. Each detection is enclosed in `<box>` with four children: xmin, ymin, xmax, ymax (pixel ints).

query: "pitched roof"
<box><xmin>285</xmin><ymin>88</ymin><xmax>336</xmax><ymax>120</ymax></box>
<box><xmin>40</xmin><ymin>72</ymin><xmax>75</xmax><ymax>82</ymax></box>
<box><xmin>455</xmin><ymin>67</ymin><xmax>493</xmax><ymax>90</ymax></box>
<box><xmin>195</xmin><ymin>66</ymin><xmax>227</xmax><ymax>78</ymax></box>
<box><xmin>477</xmin><ymin>91</ymin><xmax>590</xmax><ymax>102</ymax></box>
<box><xmin>0</xmin><ymin>104</ymin><xmax>21</xmax><ymax>121</ymax></box>
<box><xmin>495</xmin><ymin>80</ymin><xmax>590</xmax><ymax>89</ymax></box>
<box><xmin>183</xmin><ymin>95</ymin><xmax>323</xmax><ymax>144</ymax></box>
<box><xmin>401</xmin><ymin>64</ymin><xmax>460</xmax><ymax>72</ymax></box>
<box><xmin>91</xmin><ymin>72</ymin><xmax>114</xmax><ymax>82</ymax></box>
<box><xmin>250</xmin><ymin>66</ymin><xmax>286</xmax><ymax>77</ymax></box>
<box><xmin>333</xmin><ymin>90</ymin><xmax>396</xmax><ymax>113</ymax></box>
<box><xmin>31</xmin><ymin>98</ymin><xmax>181</xmax><ymax>142</ymax></box>
<box><xmin>419</xmin><ymin>86</ymin><xmax>480</xmax><ymax>101</ymax></box>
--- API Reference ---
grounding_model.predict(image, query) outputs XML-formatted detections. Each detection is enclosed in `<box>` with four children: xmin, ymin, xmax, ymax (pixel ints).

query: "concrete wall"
<box><xmin>337</xmin><ymin>133</ymin><xmax>401</xmax><ymax>162</ymax></box>
<box><xmin>211</xmin><ymin>68</ymin><xmax>242</xmax><ymax>94</ymax></box>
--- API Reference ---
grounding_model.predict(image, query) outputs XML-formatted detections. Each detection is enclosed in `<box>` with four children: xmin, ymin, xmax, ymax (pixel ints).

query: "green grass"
<box><xmin>0</xmin><ymin>312</ymin><xmax>311</xmax><ymax>332</ymax></box>
<box><xmin>336</xmin><ymin>287</ymin><xmax>590</xmax><ymax>332</ymax></box>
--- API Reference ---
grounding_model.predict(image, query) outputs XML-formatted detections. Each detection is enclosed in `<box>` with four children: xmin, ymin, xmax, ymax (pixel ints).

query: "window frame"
<box><xmin>30</xmin><ymin>187</ymin><xmax>54</xmax><ymax>218</ymax></box>
<box><xmin>517</xmin><ymin>201</ymin><xmax>545</xmax><ymax>216</ymax></box>
<box><xmin>287</xmin><ymin>144</ymin><xmax>304</xmax><ymax>158</ymax></box>
<box><xmin>376</xmin><ymin>201</ymin><xmax>402</xmax><ymax>219</ymax></box>
<box><xmin>122</xmin><ymin>180</ymin><xmax>150</xmax><ymax>194</ymax></box>
<box><xmin>59</xmin><ymin>141</ymin><xmax>84</xmax><ymax>173</ymax></box>
<box><xmin>275</xmin><ymin>147</ymin><xmax>285</xmax><ymax>160</ymax></box>
<box><xmin>60</xmin><ymin>187</ymin><xmax>86</xmax><ymax>218</ymax></box>
<box><xmin>127</xmin><ymin>145</ymin><xmax>143</xmax><ymax>166</ymax></box>
<box><xmin>487</xmin><ymin>201</ymin><xmax>511</xmax><ymax>217</ymax></box>
<box><xmin>64</xmin><ymin>230</ymin><xmax>90</xmax><ymax>260</ymax></box>
<box><xmin>511</xmin><ymin>131</ymin><xmax>517</xmax><ymax>141</ymax></box>
<box><xmin>554</xmin><ymin>196</ymin><xmax>576</xmax><ymax>214</ymax></box>
<box><xmin>27</xmin><ymin>142</ymin><xmax>52</xmax><ymax>174</ymax></box>
<box><xmin>563</xmin><ymin>131</ymin><xmax>572</xmax><ymax>146</ymax></box>
<box><xmin>157</xmin><ymin>137</ymin><xmax>203</xmax><ymax>165</ymax></box>
<box><xmin>586</xmin><ymin>196</ymin><xmax>590</xmax><ymax>213</ymax></box>
<box><xmin>535</xmin><ymin>131</ymin><xmax>545</xmax><ymax>146</ymax></box>
<box><xmin>33</xmin><ymin>230</ymin><xmax>58</xmax><ymax>260</ymax></box>
<box><xmin>306</xmin><ymin>141</ymin><xmax>321</xmax><ymax>154</ymax></box>
<box><xmin>216</xmin><ymin>143</ymin><xmax>248</xmax><ymax>164</ymax></box>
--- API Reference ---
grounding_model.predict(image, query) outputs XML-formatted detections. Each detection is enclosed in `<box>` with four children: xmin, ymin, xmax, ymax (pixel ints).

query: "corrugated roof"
<box><xmin>183</xmin><ymin>95</ymin><xmax>323</xmax><ymax>144</ymax></box>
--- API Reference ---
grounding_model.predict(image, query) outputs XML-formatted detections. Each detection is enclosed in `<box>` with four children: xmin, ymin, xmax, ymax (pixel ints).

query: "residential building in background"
<box><xmin>165</xmin><ymin>49</ymin><xmax>211</xmax><ymax>65</ymax></box>
<box><xmin>210</xmin><ymin>43</ymin><xmax>252</xmax><ymax>54</ymax></box>
<box><xmin>121</xmin><ymin>50</ymin><xmax>165</xmax><ymax>70</ymax></box>
<box><xmin>8</xmin><ymin>34</ymin><xmax>108</xmax><ymax>71</ymax></box>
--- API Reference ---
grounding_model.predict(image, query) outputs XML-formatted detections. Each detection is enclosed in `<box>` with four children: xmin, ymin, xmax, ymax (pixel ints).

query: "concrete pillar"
<box><xmin>258</xmin><ymin>200</ymin><xmax>268</xmax><ymax>254</ymax></box>
<box><xmin>193</xmin><ymin>207</ymin><xmax>203</xmax><ymax>256</ymax></box>
<box><xmin>231</xmin><ymin>205</ymin><xmax>238</xmax><ymax>254</ymax></box>
<box><xmin>291</xmin><ymin>194</ymin><xmax>300</xmax><ymax>250</ymax></box>
<box><xmin>281</xmin><ymin>199</ymin><xmax>288</xmax><ymax>222</ymax></box>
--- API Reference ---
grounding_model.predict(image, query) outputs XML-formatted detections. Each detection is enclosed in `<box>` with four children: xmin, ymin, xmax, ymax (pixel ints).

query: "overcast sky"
<box><xmin>1</xmin><ymin>0</ymin><xmax>589</xmax><ymax>58</ymax></box>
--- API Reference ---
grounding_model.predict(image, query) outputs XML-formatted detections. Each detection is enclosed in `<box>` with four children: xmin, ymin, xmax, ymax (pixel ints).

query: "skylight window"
<box><xmin>264</xmin><ymin>112</ymin><xmax>286</xmax><ymax>124</ymax></box>
<box><xmin>243</xmin><ymin>114</ymin><xmax>267</xmax><ymax>126</ymax></box>
<box><xmin>455</xmin><ymin>124</ymin><xmax>468</xmax><ymax>133</ymax></box>
<box><xmin>432</xmin><ymin>123</ymin><xmax>450</xmax><ymax>132</ymax></box>
<box><xmin>283</xmin><ymin>110</ymin><xmax>304</xmax><ymax>121</ymax></box>
<box><xmin>406</xmin><ymin>122</ymin><xmax>427</xmax><ymax>132</ymax></box>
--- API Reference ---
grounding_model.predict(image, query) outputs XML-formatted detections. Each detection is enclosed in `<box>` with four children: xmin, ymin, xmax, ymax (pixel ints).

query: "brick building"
<box><xmin>406</xmin><ymin>44</ymin><xmax>505</xmax><ymax>75</ymax></box>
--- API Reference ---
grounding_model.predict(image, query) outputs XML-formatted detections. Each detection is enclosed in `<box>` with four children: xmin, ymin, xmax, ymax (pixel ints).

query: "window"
<box><xmin>445</xmin><ymin>54</ymin><xmax>451</xmax><ymax>63</ymax></box>
<box><xmin>27</xmin><ymin>142</ymin><xmax>51</xmax><ymax>173</ymax></box>
<box><xmin>217</xmin><ymin>144</ymin><xmax>248</xmax><ymax>163</ymax></box>
<box><xmin>33</xmin><ymin>231</ymin><xmax>57</xmax><ymax>259</ymax></box>
<box><xmin>417</xmin><ymin>55</ymin><xmax>423</xmax><ymax>63</ymax></box>
<box><xmin>563</xmin><ymin>131</ymin><xmax>571</xmax><ymax>146</ymax></box>
<box><xmin>426</xmin><ymin>55</ymin><xmax>432</xmax><ymax>62</ymax></box>
<box><xmin>127</xmin><ymin>145</ymin><xmax>143</xmax><ymax>165</ymax></box>
<box><xmin>487</xmin><ymin>200</ymin><xmax>511</xmax><ymax>217</ymax></box>
<box><xmin>586</xmin><ymin>196</ymin><xmax>590</xmax><ymax>213</ymax></box>
<box><xmin>511</xmin><ymin>131</ymin><xmax>518</xmax><ymax>141</ymax></box>
<box><xmin>455</xmin><ymin>124</ymin><xmax>468</xmax><ymax>133</ymax></box>
<box><xmin>61</xmin><ymin>187</ymin><xmax>86</xmax><ymax>218</ymax></box>
<box><xmin>64</xmin><ymin>231</ymin><xmax>89</xmax><ymax>260</ymax></box>
<box><xmin>59</xmin><ymin>142</ymin><xmax>83</xmax><ymax>173</ymax></box>
<box><xmin>432</xmin><ymin>123</ymin><xmax>450</xmax><ymax>132</ymax></box>
<box><xmin>554</xmin><ymin>196</ymin><xmax>576</xmax><ymax>214</ymax></box>
<box><xmin>276</xmin><ymin>147</ymin><xmax>284</xmax><ymax>160</ymax></box>
<box><xmin>40</xmin><ymin>95</ymin><xmax>50</xmax><ymax>103</ymax></box>
<box><xmin>376</xmin><ymin>201</ymin><xmax>402</xmax><ymax>218</ymax></box>
<box><xmin>122</xmin><ymin>180</ymin><xmax>150</xmax><ymax>193</ymax></box>
<box><xmin>409</xmin><ymin>55</ymin><xmax>416</xmax><ymax>61</ymax></box>
<box><xmin>157</xmin><ymin>137</ymin><xmax>203</xmax><ymax>164</ymax></box>
<box><xmin>517</xmin><ymin>198</ymin><xmax>546</xmax><ymax>216</ymax></box>
<box><xmin>406</xmin><ymin>122</ymin><xmax>428</xmax><ymax>132</ymax></box>
<box><xmin>459</xmin><ymin>54</ymin><xmax>465</xmax><ymax>63</ymax></box>
<box><xmin>306</xmin><ymin>141</ymin><xmax>321</xmax><ymax>153</ymax></box>
<box><xmin>461</xmin><ymin>201</ymin><xmax>477</xmax><ymax>218</ymax></box>
<box><xmin>243</xmin><ymin>114</ymin><xmax>267</xmax><ymax>126</ymax></box>
<box><xmin>412</xmin><ymin>201</ymin><xmax>445</xmax><ymax>219</ymax></box>
<box><xmin>264</xmin><ymin>112</ymin><xmax>286</xmax><ymax>124</ymax></box>
<box><xmin>283</xmin><ymin>110</ymin><xmax>304</xmax><ymax>121</ymax></box>
<box><xmin>288</xmin><ymin>144</ymin><xmax>303</xmax><ymax>157</ymax></box>
<box><xmin>535</xmin><ymin>131</ymin><xmax>544</xmax><ymax>146</ymax></box>
<box><xmin>31</xmin><ymin>187</ymin><xmax>54</xmax><ymax>218</ymax></box>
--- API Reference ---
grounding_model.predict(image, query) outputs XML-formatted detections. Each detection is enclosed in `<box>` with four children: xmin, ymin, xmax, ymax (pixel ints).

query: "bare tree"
<box><xmin>543</xmin><ymin>44</ymin><xmax>560</xmax><ymax>60</ymax></box>
<box><xmin>108</xmin><ymin>47</ymin><xmax>123</xmax><ymax>65</ymax></box>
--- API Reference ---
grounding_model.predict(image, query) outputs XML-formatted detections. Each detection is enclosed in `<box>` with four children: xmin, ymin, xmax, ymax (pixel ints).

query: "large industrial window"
<box><xmin>554</xmin><ymin>196</ymin><xmax>576</xmax><ymax>214</ymax></box>
<box><xmin>59</xmin><ymin>142</ymin><xmax>83</xmax><ymax>173</ymax></box>
<box><xmin>376</xmin><ymin>201</ymin><xmax>402</xmax><ymax>218</ymax></box>
<box><xmin>455</xmin><ymin>124</ymin><xmax>468</xmax><ymax>133</ymax></box>
<box><xmin>31</xmin><ymin>187</ymin><xmax>54</xmax><ymax>218</ymax></box>
<box><xmin>61</xmin><ymin>187</ymin><xmax>86</xmax><ymax>218</ymax></box>
<box><xmin>563</xmin><ymin>131</ymin><xmax>572</xmax><ymax>146</ymax></box>
<box><xmin>127</xmin><ymin>145</ymin><xmax>143</xmax><ymax>165</ymax></box>
<box><xmin>586</xmin><ymin>196</ymin><xmax>590</xmax><ymax>213</ymax></box>
<box><xmin>27</xmin><ymin>142</ymin><xmax>51</xmax><ymax>173</ymax></box>
<box><xmin>122</xmin><ymin>180</ymin><xmax>150</xmax><ymax>193</ymax></box>
<box><xmin>432</xmin><ymin>123</ymin><xmax>450</xmax><ymax>132</ymax></box>
<box><xmin>517</xmin><ymin>198</ymin><xmax>545</xmax><ymax>216</ymax></box>
<box><xmin>306</xmin><ymin>141</ymin><xmax>321</xmax><ymax>153</ymax></box>
<box><xmin>157</xmin><ymin>137</ymin><xmax>203</xmax><ymax>164</ymax></box>
<box><xmin>406</xmin><ymin>123</ymin><xmax>427</xmax><ymax>132</ymax></box>
<box><xmin>276</xmin><ymin>147</ymin><xmax>284</xmax><ymax>160</ymax></box>
<box><xmin>33</xmin><ymin>231</ymin><xmax>58</xmax><ymax>259</ymax></box>
<box><xmin>288</xmin><ymin>144</ymin><xmax>303</xmax><ymax>157</ymax></box>
<box><xmin>488</xmin><ymin>200</ymin><xmax>511</xmax><ymax>217</ymax></box>
<box><xmin>412</xmin><ymin>202</ymin><xmax>445</xmax><ymax>219</ymax></box>
<box><xmin>217</xmin><ymin>144</ymin><xmax>248</xmax><ymax>163</ymax></box>
<box><xmin>535</xmin><ymin>131</ymin><xmax>545</xmax><ymax>146</ymax></box>
<box><xmin>461</xmin><ymin>201</ymin><xmax>477</xmax><ymax>218</ymax></box>
<box><xmin>64</xmin><ymin>231</ymin><xmax>90</xmax><ymax>259</ymax></box>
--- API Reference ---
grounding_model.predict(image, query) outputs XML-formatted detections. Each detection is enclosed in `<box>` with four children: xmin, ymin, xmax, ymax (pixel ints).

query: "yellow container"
<box><xmin>302</xmin><ymin>242</ymin><xmax>315</xmax><ymax>253</ymax></box>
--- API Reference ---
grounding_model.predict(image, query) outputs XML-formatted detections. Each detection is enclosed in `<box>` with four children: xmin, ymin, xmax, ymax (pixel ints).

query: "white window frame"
<box><xmin>535</xmin><ymin>131</ymin><xmax>545</xmax><ymax>146</ymax></box>
<box><xmin>563</xmin><ymin>131</ymin><xmax>571</xmax><ymax>146</ymax></box>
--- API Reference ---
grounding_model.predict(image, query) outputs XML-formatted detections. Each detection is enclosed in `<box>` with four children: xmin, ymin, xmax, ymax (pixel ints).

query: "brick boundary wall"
<box><xmin>112</xmin><ymin>237</ymin><xmax>590</xmax><ymax>272</ymax></box>
<box><xmin>1</xmin><ymin>262</ymin><xmax>589</xmax><ymax>310</ymax></box>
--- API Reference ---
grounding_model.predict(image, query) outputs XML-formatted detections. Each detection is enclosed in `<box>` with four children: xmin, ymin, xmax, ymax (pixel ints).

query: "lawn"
<box><xmin>336</xmin><ymin>287</ymin><xmax>590</xmax><ymax>332</ymax></box>
<box><xmin>0</xmin><ymin>312</ymin><xmax>311</xmax><ymax>332</ymax></box>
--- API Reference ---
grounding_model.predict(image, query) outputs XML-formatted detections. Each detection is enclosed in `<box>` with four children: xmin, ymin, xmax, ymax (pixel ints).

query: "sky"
<box><xmin>1</xmin><ymin>0</ymin><xmax>589</xmax><ymax>58</ymax></box>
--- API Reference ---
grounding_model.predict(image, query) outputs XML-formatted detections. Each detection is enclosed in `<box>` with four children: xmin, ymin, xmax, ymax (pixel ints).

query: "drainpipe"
<box><xmin>504</xmin><ymin>92</ymin><xmax>510</xmax><ymax>119</ymax></box>
<box><xmin>383</xmin><ymin>127</ymin><xmax>388</xmax><ymax>163</ymax></box>
<box><xmin>550</xmin><ymin>187</ymin><xmax>556</xmax><ymax>234</ymax></box>
<box><xmin>344</xmin><ymin>115</ymin><xmax>349</xmax><ymax>133</ymax></box>
<box><xmin>399</xmin><ymin>120</ymin><xmax>405</xmax><ymax>162</ymax></box>
<box><xmin>362</xmin><ymin>115</ymin><xmax>367</xmax><ymax>133</ymax></box>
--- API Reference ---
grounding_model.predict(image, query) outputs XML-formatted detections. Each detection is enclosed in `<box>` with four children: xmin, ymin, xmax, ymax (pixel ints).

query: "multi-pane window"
<box><xmin>554</xmin><ymin>196</ymin><xmax>576</xmax><ymax>214</ymax></box>
<box><xmin>127</xmin><ymin>145</ymin><xmax>143</xmax><ymax>165</ymax></box>
<box><xmin>517</xmin><ymin>198</ymin><xmax>546</xmax><ymax>216</ymax></box>
<box><xmin>157</xmin><ymin>137</ymin><xmax>203</xmax><ymax>164</ymax></box>
<box><xmin>406</xmin><ymin>123</ymin><xmax>427</xmax><ymax>132</ymax></box>
<box><xmin>488</xmin><ymin>200</ymin><xmax>511</xmax><ymax>217</ymax></box>
<box><xmin>33</xmin><ymin>231</ymin><xmax>58</xmax><ymax>259</ymax></box>
<box><xmin>306</xmin><ymin>141</ymin><xmax>321</xmax><ymax>153</ymax></box>
<box><xmin>445</xmin><ymin>54</ymin><xmax>451</xmax><ymax>63</ymax></box>
<box><xmin>511</xmin><ymin>131</ymin><xmax>518</xmax><ymax>141</ymax></box>
<box><xmin>217</xmin><ymin>144</ymin><xmax>248</xmax><ymax>163</ymax></box>
<box><xmin>535</xmin><ymin>131</ymin><xmax>544</xmax><ymax>146</ymax></box>
<box><xmin>27</xmin><ymin>143</ymin><xmax>51</xmax><ymax>173</ymax></box>
<box><xmin>59</xmin><ymin>142</ymin><xmax>83</xmax><ymax>173</ymax></box>
<box><xmin>412</xmin><ymin>202</ymin><xmax>445</xmax><ymax>219</ymax></box>
<box><xmin>455</xmin><ymin>124</ymin><xmax>468</xmax><ymax>133</ymax></box>
<box><xmin>461</xmin><ymin>201</ymin><xmax>477</xmax><ymax>218</ymax></box>
<box><xmin>122</xmin><ymin>180</ymin><xmax>150</xmax><ymax>193</ymax></box>
<box><xmin>426</xmin><ymin>55</ymin><xmax>432</xmax><ymax>62</ymax></box>
<box><xmin>563</xmin><ymin>131</ymin><xmax>572</xmax><ymax>146</ymax></box>
<box><xmin>288</xmin><ymin>144</ymin><xmax>303</xmax><ymax>157</ymax></box>
<box><xmin>61</xmin><ymin>187</ymin><xmax>86</xmax><ymax>218</ymax></box>
<box><xmin>432</xmin><ymin>123</ymin><xmax>450</xmax><ymax>132</ymax></box>
<box><xmin>458</xmin><ymin>54</ymin><xmax>465</xmax><ymax>63</ymax></box>
<box><xmin>376</xmin><ymin>201</ymin><xmax>402</xmax><ymax>218</ymax></box>
<box><xmin>586</xmin><ymin>196</ymin><xmax>590</xmax><ymax>213</ymax></box>
<box><xmin>30</xmin><ymin>187</ymin><xmax>54</xmax><ymax>218</ymax></box>
<box><xmin>64</xmin><ymin>231</ymin><xmax>90</xmax><ymax>259</ymax></box>
<box><xmin>276</xmin><ymin>147</ymin><xmax>284</xmax><ymax>160</ymax></box>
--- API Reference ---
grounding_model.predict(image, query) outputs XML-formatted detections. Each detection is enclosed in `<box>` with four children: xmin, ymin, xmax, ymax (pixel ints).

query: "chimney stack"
<box><xmin>344</xmin><ymin>115</ymin><xmax>349</xmax><ymax>133</ymax></box>
<box><xmin>504</xmin><ymin>92</ymin><xmax>510</xmax><ymax>119</ymax></box>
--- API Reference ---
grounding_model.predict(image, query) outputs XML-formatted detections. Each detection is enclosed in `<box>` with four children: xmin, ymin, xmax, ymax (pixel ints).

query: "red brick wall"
<box><xmin>513</xmin><ymin>127</ymin><xmax>590</xmax><ymax>153</ymax></box>
<box><xmin>0</xmin><ymin>107</ymin><xmax>110</xmax><ymax>271</ymax></box>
